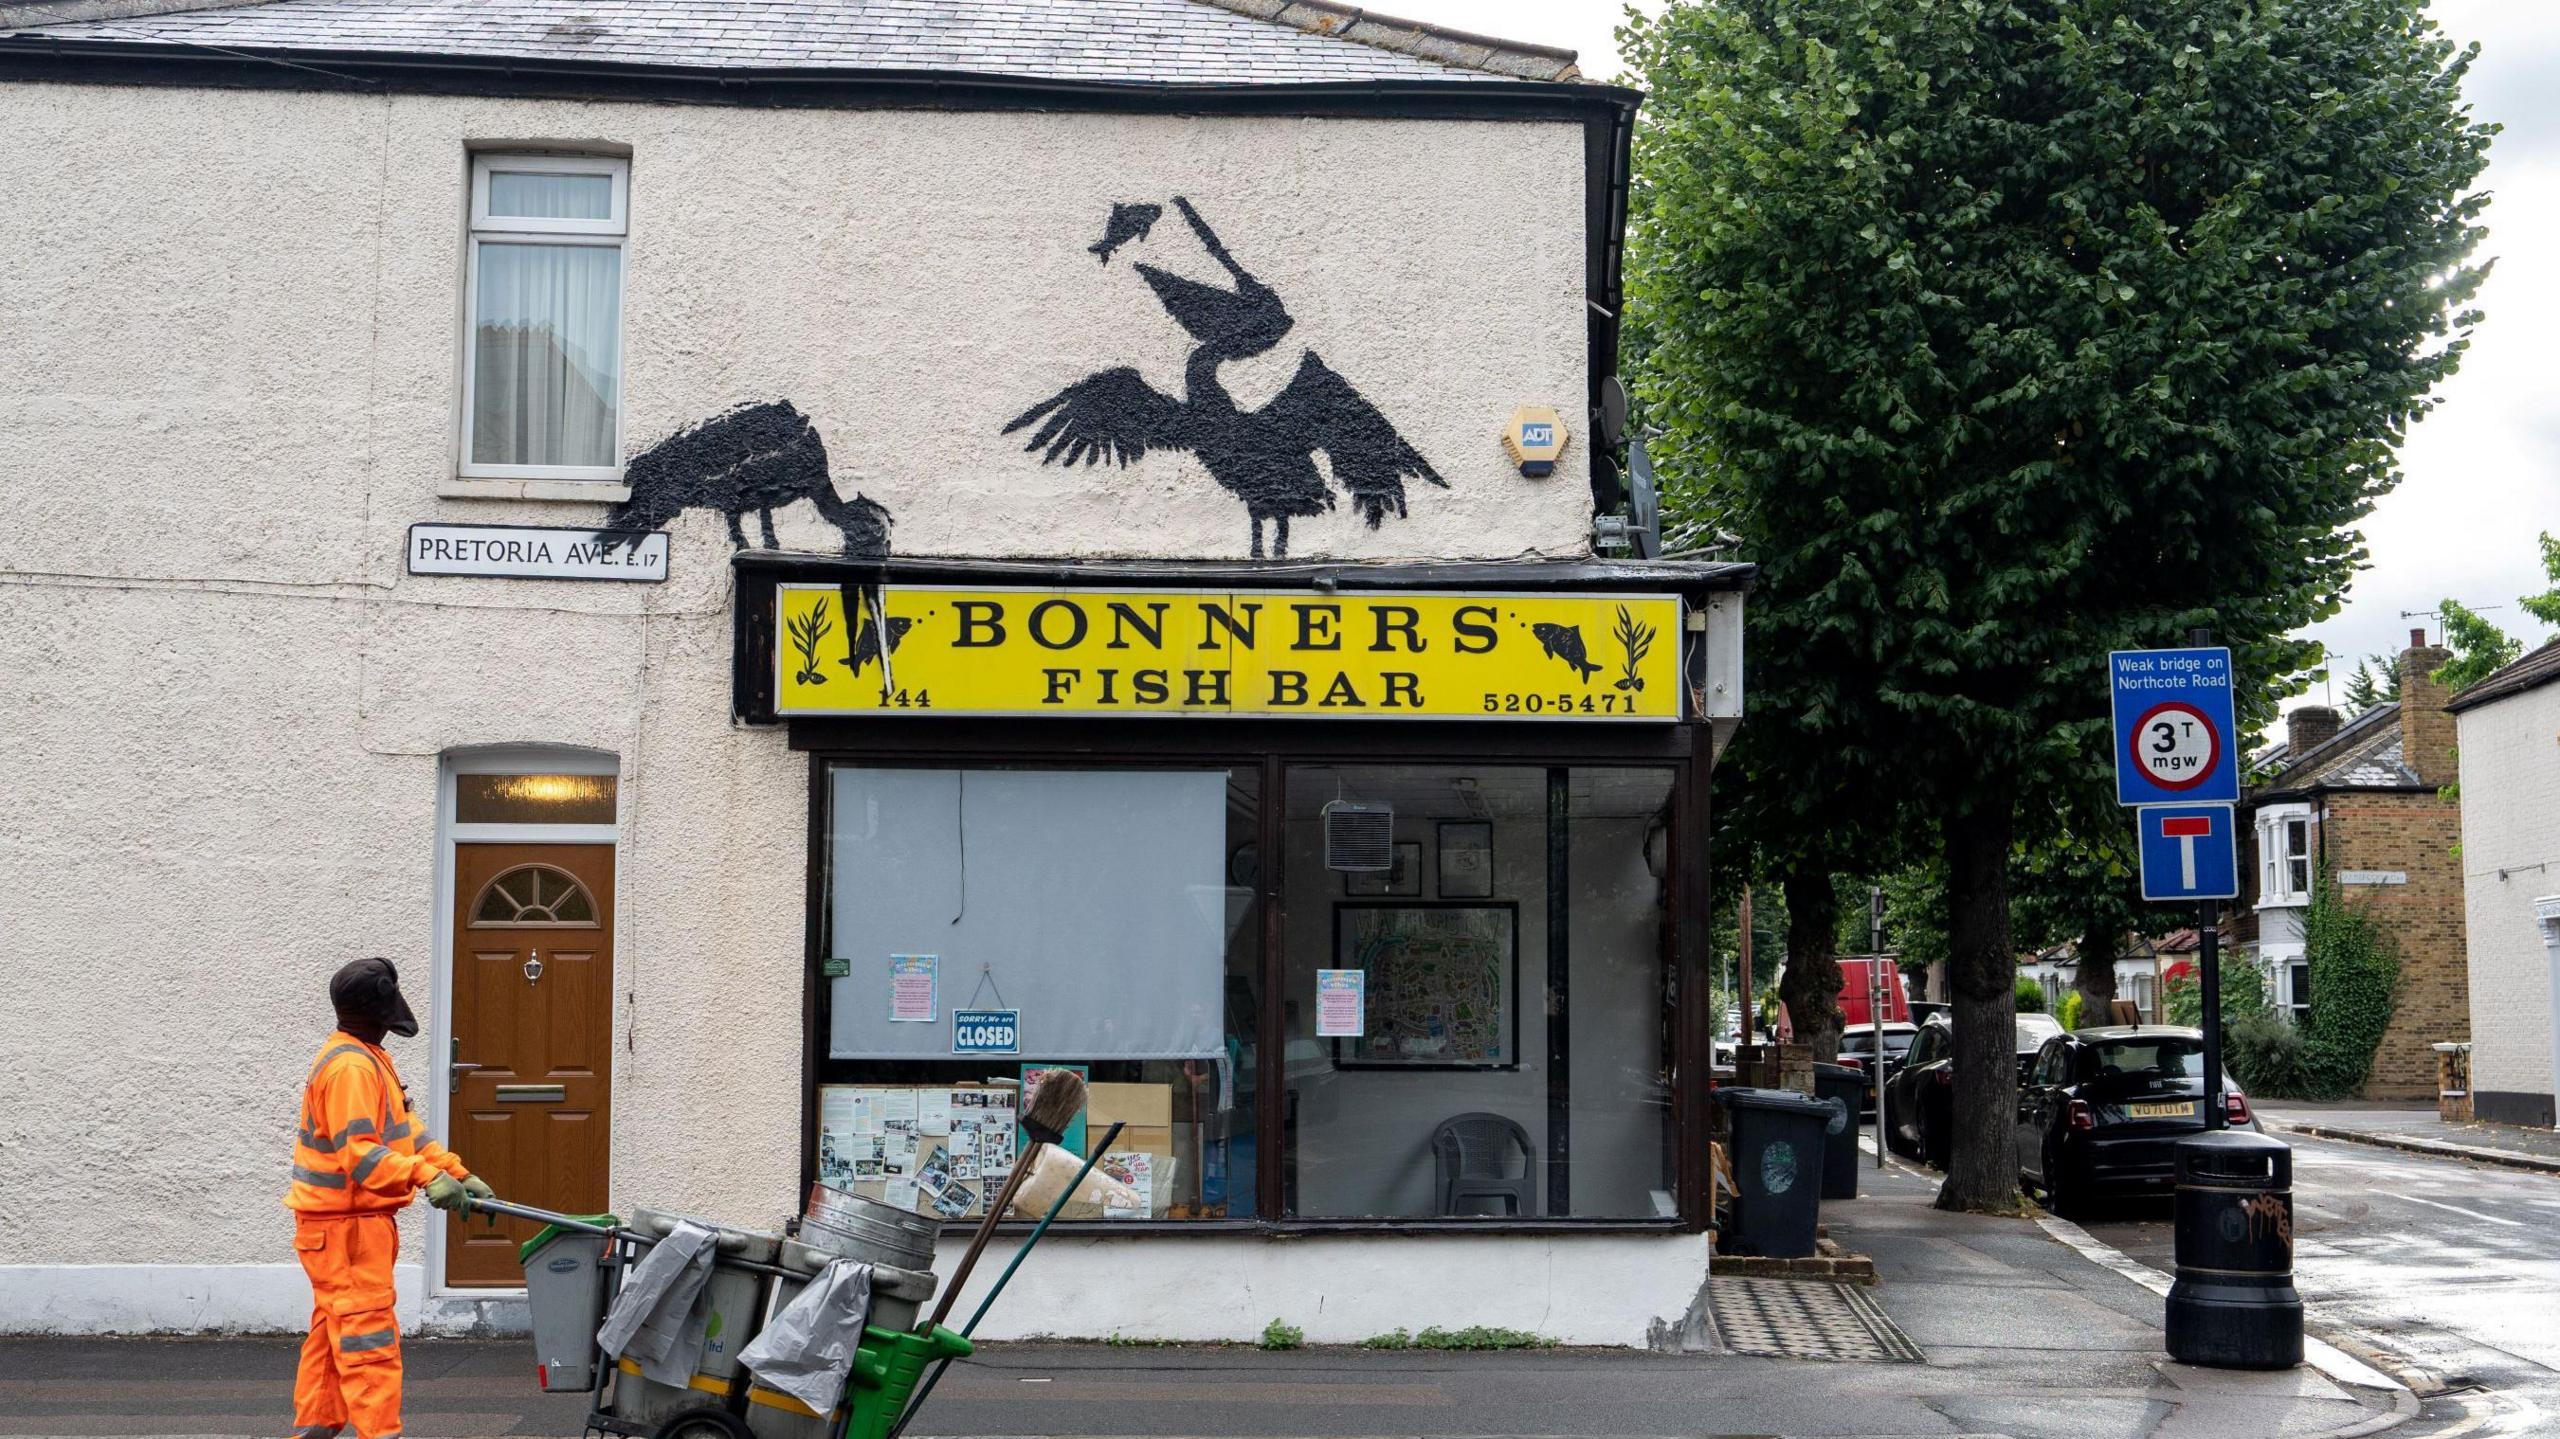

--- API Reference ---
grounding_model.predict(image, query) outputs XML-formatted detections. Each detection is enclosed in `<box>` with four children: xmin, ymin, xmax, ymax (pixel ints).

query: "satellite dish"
<box><xmin>1598</xmin><ymin>377</ymin><xmax>1629</xmax><ymax>449</ymax></box>
<box><xmin>1627</xmin><ymin>436</ymin><xmax>1661</xmax><ymax>560</ymax></box>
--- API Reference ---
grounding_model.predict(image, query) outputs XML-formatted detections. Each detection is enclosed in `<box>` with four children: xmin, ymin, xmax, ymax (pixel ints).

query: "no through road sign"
<box><xmin>2109</xmin><ymin>648</ymin><xmax>2239</xmax><ymax>806</ymax></box>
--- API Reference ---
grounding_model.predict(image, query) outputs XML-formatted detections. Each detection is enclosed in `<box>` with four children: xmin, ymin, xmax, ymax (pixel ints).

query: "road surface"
<box><xmin>2080</xmin><ymin>1125</ymin><xmax>2560</xmax><ymax>1435</ymax></box>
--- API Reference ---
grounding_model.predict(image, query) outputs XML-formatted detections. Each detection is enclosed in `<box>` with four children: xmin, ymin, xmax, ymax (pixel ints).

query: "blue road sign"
<box><xmin>2137</xmin><ymin>804</ymin><xmax>2239</xmax><ymax>902</ymax></box>
<box><xmin>2110</xmin><ymin>647</ymin><xmax>2240</xmax><ymax>805</ymax></box>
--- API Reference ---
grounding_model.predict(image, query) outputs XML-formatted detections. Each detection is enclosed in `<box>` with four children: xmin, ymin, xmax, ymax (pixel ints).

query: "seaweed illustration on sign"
<box><xmin>605</xmin><ymin>400</ymin><xmax>891</xmax><ymax>558</ymax></box>
<box><xmin>1528</xmin><ymin>622</ymin><xmax>1599</xmax><ymax>683</ymax></box>
<box><xmin>787</xmin><ymin>594</ymin><xmax>835</xmax><ymax>686</ymax></box>
<box><xmin>1612</xmin><ymin>605</ymin><xmax>1656</xmax><ymax>693</ymax></box>
<box><xmin>1004</xmin><ymin>196</ymin><xmax>1447</xmax><ymax>559</ymax></box>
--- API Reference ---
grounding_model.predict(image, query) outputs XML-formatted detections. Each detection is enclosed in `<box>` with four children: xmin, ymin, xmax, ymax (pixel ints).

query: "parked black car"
<box><xmin>1838</xmin><ymin>1021</ymin><xmax>1918</xmax><ymax>1113</ymax></box>
<box><xmin>2016</xmin><ymin>1025</ymin><xmax>2254</xmax><ymax>1217</ymax></box>
<box><xmin>1882</xmin><ymin>1011</ymin><xmax>2067</xmax><ymax>1167</ymax></box>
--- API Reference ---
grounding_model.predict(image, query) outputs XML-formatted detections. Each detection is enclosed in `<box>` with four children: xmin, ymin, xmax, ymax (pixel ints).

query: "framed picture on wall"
<box><xmin>1345</xmin><ymin>841</ymin><xmax>1424</xmax><ymax>897</ymax></box>
<box><xmin>1331</xmin><ymin>902</ymin><xmax>1518</xmax><ymax>1070</ymax></box>
<box><xmin>1436</xmin><ymin>821</ymin><xmax>1493</xmax><ymax>899</ymax></box>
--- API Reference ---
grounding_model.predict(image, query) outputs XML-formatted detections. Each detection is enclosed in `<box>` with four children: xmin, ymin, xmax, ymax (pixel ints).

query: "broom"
<box><xmin>888</xmin><ymin>1119</ymin><xmax>1126</xmax><ymax>1439</ymax></box>
<box><xmin>921</xmin><ymin>1069</ymin><xmax>1087</xmax><ymax>1331</ymax></box>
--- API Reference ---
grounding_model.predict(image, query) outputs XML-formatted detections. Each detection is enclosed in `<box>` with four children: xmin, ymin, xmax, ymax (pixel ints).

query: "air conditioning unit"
<box><xmin>1322</xmin><ymin>801</ymin><xmax>1395</xmax><ymax>872</ymax></box>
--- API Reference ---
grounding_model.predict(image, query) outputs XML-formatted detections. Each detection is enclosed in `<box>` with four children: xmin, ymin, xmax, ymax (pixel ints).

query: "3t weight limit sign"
<box><xmin>2129</xmin><ymin>701</ymin><xmax>2219</xmax><ymax>790</ymax></box>
<box><xmin>2108</xmin><ymin>647</ymin><xmax>2239</xmax><ymax>806</ymax></box>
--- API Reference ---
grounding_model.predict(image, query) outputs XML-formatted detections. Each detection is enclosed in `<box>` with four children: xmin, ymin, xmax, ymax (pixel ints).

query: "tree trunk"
<box><xmin>1936</xmin><ymin>800</ymin><xmax>2020</xmax><ymax>1213</ymax></box>
<box><xmin>1779</xmin><ymin>869</ymin><xmax>1846</xmax><ymax>1061</ymax></box>
<box><xmin>2072</xmin><ymin>914</ymin><xmax>2119</xmax><ymax>1028</ymax></box>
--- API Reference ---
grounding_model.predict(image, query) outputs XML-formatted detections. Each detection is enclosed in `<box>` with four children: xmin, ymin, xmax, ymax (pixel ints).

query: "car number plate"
<box><xmin>2128</xmin><ymin>1101</ymin><xmax>2196</xmax><ymax>1119</ymax></box>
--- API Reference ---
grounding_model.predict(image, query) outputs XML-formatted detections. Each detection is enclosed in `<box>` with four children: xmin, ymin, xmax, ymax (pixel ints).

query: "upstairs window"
<box><xmin>2257</xmin><ymin>808</ymin><xmax>2313</xmax><ymax>905</ymax></box>
<box><xmin>462</xmin><ymin>155</ymin><xmax>627</xmax><ymax>479</ymax></box>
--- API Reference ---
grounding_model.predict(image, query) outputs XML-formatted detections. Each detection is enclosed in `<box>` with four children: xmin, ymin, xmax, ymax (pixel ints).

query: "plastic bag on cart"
<box><xmin>738</xmin><ymin>1258</ymin><xmax>874</xmax><ymax>1415</ymax></box>
<box><xmin>597</xmin><ymin>1218</ymin><xmax>717</xmax><ymax>1385</ymax></box>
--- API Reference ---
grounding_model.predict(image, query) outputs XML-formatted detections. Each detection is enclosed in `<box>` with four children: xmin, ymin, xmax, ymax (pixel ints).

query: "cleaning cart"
<box><xmin>483</xmin><ymin>1194</ymin><xmax>967</xmax><ymax>1439</ymax></box>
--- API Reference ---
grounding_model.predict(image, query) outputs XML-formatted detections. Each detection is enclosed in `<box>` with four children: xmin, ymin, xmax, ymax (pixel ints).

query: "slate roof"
<box><xmin>2261</xmin><ymin>700</ymin><xmax>2420</xmax><ymax>793</ymax></box>
<box><xmin>2446</xmin><ymin>637</ymin><xmax>2560</xmax><ymax>715</ymax></box>
<box><xmin>1</xmin><ymin>0</ymin><xmax>1583</xmax><ymax>84</ymax></box>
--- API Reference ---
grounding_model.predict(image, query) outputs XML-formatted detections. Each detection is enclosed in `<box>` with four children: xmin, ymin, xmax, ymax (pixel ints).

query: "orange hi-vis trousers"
<box><xmin>291</xmin><ymin>1213</ymin><xmax>404</xmax><ymax>1439</ymax></box>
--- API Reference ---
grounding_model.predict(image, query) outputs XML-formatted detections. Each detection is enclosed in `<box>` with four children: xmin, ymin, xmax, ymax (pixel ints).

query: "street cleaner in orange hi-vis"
<box><xmin>284</xmin><ymin>957</ymin><xmax>496</xmax><ymax>1439</ymax></box>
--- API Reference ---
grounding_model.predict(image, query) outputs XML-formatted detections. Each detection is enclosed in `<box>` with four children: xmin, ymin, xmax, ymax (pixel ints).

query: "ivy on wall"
<box><xmin>2165</xmin><ymin>873</ymin><xmax>2401</xmax><ymax>1099</ymax></box>
<box><xmin>2293</xmin><ymin>871</ymin><xmax>2404</xmax><ymax>1098</ymax></box>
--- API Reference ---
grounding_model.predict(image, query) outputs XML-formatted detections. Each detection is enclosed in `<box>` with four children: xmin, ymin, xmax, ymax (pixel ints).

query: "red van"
<box><xmin>1775</xmin><ymin>955</ymin><xmax>1913</xmax><ymax>1036</ymax></box>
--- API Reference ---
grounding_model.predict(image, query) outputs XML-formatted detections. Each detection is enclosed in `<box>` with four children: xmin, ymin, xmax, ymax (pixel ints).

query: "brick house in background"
<box><xmin>2238</xmin><ymin>632</ymin><xmax>2467</xmax><ymax>1099</ymax></box>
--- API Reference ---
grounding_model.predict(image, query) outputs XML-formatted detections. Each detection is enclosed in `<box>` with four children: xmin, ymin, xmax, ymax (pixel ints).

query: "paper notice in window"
<box><xmin>851</xmin><ymin>1091</ymin><xmax>882</xmax><ymax>1137</ymax></box>
<box><xmin>1316</xmin><ymin>969</ymin><xmax>1366</xmax><ymax>1037</ymax></box>
<box><xmin>889</xmin><ymin>954</ymin><xmax>937</xmax><ymax>1022</ymax></box>
<box><xmin>919</xmin><ymin>1090</ymin><xmax>953</xmax><ymax>1136</ymax></box>
<box><xmin>885</xmin><ymin>1177</ymin><xmax>919</xmax><ymax>1211</ymax></box>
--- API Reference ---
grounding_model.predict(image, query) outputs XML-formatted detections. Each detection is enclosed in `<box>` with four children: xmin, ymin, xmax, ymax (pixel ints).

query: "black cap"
<box><xmin>330</xmin><ymin>957</ymin><xmax>419</xmax><ymax>1039</ymax></box>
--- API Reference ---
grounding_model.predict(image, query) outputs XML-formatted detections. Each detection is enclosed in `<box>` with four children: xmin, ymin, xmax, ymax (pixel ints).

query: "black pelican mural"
<box><xmin>1004</xmin><ymin>197</ymin><xmax>1446</xmax><ymax>559</ymax></box>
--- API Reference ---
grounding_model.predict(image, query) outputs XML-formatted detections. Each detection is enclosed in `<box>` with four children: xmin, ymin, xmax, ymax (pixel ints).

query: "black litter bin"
<box><xmin>1715</xmin><ymin>1086</ymin><xmax>1833</xmax><ymax>1257</ymax></box>
<box><xmin>1810</xmin><ymin>1063</ymin><xmax>1864</xmax><ymax>1200</ymax></box>
<box><xmin>2166</xmin><ymin>1130</ymin><xmax>2302</xmax><ymax>1369</ymax></box>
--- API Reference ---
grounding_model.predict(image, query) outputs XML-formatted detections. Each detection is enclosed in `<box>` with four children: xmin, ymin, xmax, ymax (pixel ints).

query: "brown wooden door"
<box><xmin>447</xmin><ymin>842</ymin><xmax>614</xmax><ymax>1287</ymax></box>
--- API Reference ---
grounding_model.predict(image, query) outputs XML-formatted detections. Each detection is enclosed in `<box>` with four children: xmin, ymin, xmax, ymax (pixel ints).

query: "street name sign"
<box><xmin>2109</xmin><ymin>647</ymin><xmax>2239</xmax><ymax>805</ymax></box>
<box><xmin>408</xmin><ymin>522</ymin><xmax>668</xmax><ymax>582</ymax></box>
<box><xmin>2137</xmin><ymin>804</ymin><xmax>2239</xmax><ymax>902</ymax></box>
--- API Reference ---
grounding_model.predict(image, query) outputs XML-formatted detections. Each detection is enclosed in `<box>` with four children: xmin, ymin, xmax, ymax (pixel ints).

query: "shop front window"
<box><xmin>820</xmin><ymin>765</ymin><xmax>1261</xmax><ymax>1222</ymax></box>
<box><xmin>1280</xmin><ymin>765</ymin><xmax>1674</xmax><ymax>1220</ymax></box>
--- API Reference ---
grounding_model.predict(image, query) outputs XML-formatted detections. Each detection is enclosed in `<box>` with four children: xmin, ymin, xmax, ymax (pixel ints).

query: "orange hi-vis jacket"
<box><xmin>287</xmin><ymin>1032</ymin><xmax>470</xmax><ymax>1214</ymax></box>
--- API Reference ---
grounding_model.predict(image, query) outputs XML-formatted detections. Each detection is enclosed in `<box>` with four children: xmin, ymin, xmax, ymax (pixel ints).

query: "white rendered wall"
<box><xmin>2456</xmin><ymin>689</ymin><xmax>2560</xmax><ymax>1104</ymax></box>
<box><xmin>0</xmin><ymin>78</ymin><xmax>1627</xmax><ymax>1333</ymax></box>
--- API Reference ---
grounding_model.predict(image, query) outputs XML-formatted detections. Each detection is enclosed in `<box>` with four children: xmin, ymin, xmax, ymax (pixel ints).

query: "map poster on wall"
<box><xmin>1331</xmin><ymin>903</ymin><xmax>1518</xmax><ymax>1070</ymax></box>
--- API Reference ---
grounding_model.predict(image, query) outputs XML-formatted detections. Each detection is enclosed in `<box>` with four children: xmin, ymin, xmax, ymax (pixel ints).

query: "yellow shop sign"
<box><xmin>775</xmin><ymin>585</ymin><xmax>1685</xmax><ymax>721</ymax></box>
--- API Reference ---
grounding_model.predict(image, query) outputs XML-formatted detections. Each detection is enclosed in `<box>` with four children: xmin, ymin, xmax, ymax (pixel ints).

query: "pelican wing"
<box><xmin>1267</xmin><ymin>351</ymin><xmax>1448</xmax><ymax>526</ymax></box>
<box><xmin>1002</xmin><ymin>366</ymin><xmax>1185</xmax><ymax>467</ymax></box>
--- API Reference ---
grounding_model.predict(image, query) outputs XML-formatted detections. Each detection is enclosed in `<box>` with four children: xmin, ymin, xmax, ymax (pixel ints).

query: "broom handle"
<box><xmin>923</xmin><ymin>1140</ymin><xmax>1042</xmax><ymax>1330</ymax></box>
<box><xmin>886</xmin><ymin>1123</ymin><xmax>1125</xmax><ymax>1439</ymax></box>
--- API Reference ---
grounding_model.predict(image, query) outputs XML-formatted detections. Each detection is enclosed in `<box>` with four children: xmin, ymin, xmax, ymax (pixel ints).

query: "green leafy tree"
<box><xmin>2296</xmin><ymin>871</ymin><xmax>2403</xmax><ymax>1096</ymax></box>
<box><xmin>2341</xmin><ymin>654</ymin><xmax>2399</xmax><ymax>715</ymax></box>
<box><xmin>2433</xmin><ymin>599</ymin><xmax>2521</xmax><ymax>693</ymax></box>
<box><xmin>1628</xmin><ymin>0</ymin><xmax>2490</xmax><ymax>1210</ymax></box>
<box><xmin>2525</xmin><ymin>534</ymin><xmax>2560</xmax><ymax>629</ymax></box>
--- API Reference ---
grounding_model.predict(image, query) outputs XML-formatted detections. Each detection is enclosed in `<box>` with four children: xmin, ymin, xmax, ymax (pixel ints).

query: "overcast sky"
<box><xmin>1391</xmin><ymin>0</ymin><xmax>2560</xmax><ymax>708</ymax></box>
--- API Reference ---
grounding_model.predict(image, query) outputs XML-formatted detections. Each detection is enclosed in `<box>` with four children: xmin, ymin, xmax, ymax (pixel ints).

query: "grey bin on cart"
<box><xmin>801</xmin><ymin>1183</ymin><xmax>939</xmax><ymax>1272</ymax></box>
<box><xmin>1810</xmin><ymin>1063</ymin><xmax>1865</xmax><ymax>1200</ymax></box>
<box><xmin>1715</xmin><ymin>1086</ymin><xmax>1832</xmax><ymax>1258</ymax></box>
<box><xmin>518</xmin><ymin>1218</ymin><xmax>618</xmax><ymax>1393</ymax></box>
<box><xmin>743</xmin><ymin>1241</ymin><xmax>940</xmax><ymax>1439</ymax></box>
<box><xmin>619</xmin><ymin>1211</ymin><xmax>787</xmax><ymax>1426</ymax></box>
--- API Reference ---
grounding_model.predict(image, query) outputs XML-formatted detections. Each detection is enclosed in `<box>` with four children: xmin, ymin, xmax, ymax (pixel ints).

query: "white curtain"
<box><xmin>487</xmin><ymin>170</ymin><xmax>612</xmax><ymax>220</ymax></box>
<box><xmin>472</xmin><ymin>241</ymin><xmax>622</xmax><ymax>467</ymax></box>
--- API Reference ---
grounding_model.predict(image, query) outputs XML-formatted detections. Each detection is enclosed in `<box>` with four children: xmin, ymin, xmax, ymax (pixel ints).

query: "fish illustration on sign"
<box><xmin>1530</xmin><ymin>622</ymin><xmax>1600</xmax><ymax>683</ymax></box>
<box><xmin>842</xmin><ymin>610</ymin><xmax>915</xmax><ymax>678</ymax></box>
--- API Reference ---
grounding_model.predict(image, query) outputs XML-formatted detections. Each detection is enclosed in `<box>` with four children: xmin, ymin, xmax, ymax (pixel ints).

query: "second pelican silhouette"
<box><xmin>1004</xmin><ymin>197</ymin><xmax>1447</xmax><ymax>559</ymax></box>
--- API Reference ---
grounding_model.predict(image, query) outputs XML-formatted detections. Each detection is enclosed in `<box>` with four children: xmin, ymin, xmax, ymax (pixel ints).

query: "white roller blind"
<box><xmin>828</xmin><ymin>768</ymin><xmax>1228</xmax><ymax>1060</ymax></box>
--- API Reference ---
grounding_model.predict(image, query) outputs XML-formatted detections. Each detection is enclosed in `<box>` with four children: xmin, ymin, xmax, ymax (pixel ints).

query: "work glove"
<box><xmin>462</xmin><ymin>1175</ymin><xmax>498</xmax><ymax>1226</ymax></box>
<box><xmin>423</xmin><ymin>1173</ymin><xmax>469</xmax><ymax>1214</ymax></box>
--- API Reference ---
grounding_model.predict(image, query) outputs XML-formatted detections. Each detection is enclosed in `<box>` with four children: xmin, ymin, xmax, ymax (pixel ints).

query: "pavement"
<box><xmin>0</xmin><ymin>1148</ymin><xmax>2409</xmax><ymax>1439</ymax></box>
<box><xmin>2081</xmin><ymin>1119</ymin><xmax>2560</xmax><ymax>1438</ymax></box>
<box><xmin>2254</xmin><ymin>1101</ymin><xmax>2560</xmax><ymax>1174</ymax></box>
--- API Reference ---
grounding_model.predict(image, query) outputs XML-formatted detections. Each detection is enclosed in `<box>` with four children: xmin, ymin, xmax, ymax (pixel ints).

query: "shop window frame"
<box><xmin>794</xmin><ymin>716</ymin><xmax>1713</xmax><ymax>1237</ymax></box>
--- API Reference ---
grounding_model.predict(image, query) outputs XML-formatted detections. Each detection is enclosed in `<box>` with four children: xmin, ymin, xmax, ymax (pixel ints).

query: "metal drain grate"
<box><xmin>1709</xmin><ymin>1276</ymin><xmax>1925</xmax><ymax>1363</ymax></box>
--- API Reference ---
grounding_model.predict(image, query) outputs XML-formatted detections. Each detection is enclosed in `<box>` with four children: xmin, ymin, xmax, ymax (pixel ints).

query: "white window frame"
<box><xmin>2255</xmin><ymin>803</ymin><xmax>2314</xmax><ymax>907</ymax></box>
<box><xmin>459</xmin><ymin>153</ymin><xmax>630</xmax><ymax>483</ymax></box>
<box><xmin>2281</xmin><ymin>956</ymin><xmax>2313</xmax><ymax>1026</ymax></box>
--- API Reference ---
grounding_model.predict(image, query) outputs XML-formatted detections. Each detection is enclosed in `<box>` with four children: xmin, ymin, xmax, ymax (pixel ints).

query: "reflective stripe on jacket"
<box><xmin>286</xmin><ymin>1031</ymin><xmax>470</xmax><ymax>1215</ymax></box>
